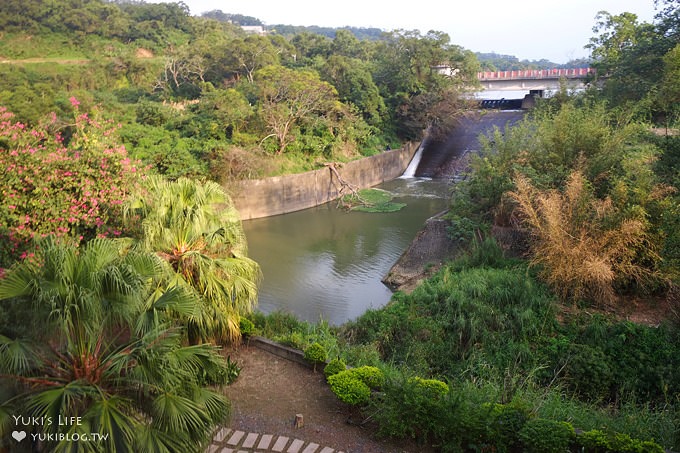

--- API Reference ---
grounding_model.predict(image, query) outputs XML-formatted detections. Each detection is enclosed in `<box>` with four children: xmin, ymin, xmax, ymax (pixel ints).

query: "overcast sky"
<box><xmin>168</xmin><ymin>0</ymin><xmax>659</xmax><ymax>63</ymax></box>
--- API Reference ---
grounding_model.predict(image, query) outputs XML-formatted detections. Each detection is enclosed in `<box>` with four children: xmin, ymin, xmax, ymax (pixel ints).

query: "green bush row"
<box><xmin>369</xmin><ymin>376</ymin><xmax>666</xmax><ymax>453</ymax></box>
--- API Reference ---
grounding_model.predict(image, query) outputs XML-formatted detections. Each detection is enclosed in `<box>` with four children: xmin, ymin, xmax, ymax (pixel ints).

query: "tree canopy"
<box><xmin>0</xmin><ymin>0</ymin><xmax>482</xmax><ymax>180</ymax></box>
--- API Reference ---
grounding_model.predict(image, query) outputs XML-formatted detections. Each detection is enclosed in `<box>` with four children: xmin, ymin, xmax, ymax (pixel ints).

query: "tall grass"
<box><xmin>509</xmin><ymin>170</ymin><xmax>656</xmax><ymax>305</ymax></box>
<box><xmin>531</xmin><ymin>389</ymin><xmax>679</xmax><ymax>449</ymax></box>
<box><xmin>341</xmin><ymin>239</ymin><xmax>556</xmax><ymax>379</ymax></box>
<box><xmin>248</xmin><ymin>311</ymin><xmax>341</xmax><ymax>358</ymax></box>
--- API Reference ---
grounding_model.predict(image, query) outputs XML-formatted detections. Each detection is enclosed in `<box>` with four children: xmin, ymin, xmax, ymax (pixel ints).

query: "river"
<box><xmin>242</xmin><ymin>111</ymin><xmax>525</xmax><ymax>325</ymax></box>
<box><xmin>242</xmin><ymin>177</ymin><xmax>450</xmax><ymax>325</ymax></box>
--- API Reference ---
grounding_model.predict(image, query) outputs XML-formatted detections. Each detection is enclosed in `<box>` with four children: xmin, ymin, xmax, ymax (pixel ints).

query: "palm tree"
<box><xmin>126</xmin><ymin>176</ymin><xmax>261</xmax><ymax>344</ymax></box>
<box><xmin>0</xmin><ymin>237</ymin><xmax>230</xmax><ymax>452</ymax></box>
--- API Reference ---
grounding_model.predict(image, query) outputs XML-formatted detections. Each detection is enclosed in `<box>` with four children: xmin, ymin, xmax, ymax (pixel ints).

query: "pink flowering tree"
<box><xmin>0</xmin><ymin>99</ymin><xmax>141</xmax><ymax>268</ymax></box>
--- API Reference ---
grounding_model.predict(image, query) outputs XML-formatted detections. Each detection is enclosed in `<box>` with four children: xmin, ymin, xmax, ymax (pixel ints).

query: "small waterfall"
<box><xmin>401</xmin><ymin>142</ymin><xmax>426</xmax><ymax>178</ymax></box>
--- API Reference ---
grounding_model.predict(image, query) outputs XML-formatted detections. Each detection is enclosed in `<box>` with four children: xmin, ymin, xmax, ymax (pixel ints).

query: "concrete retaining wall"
<box><xmin>248</xmin><ymin>336</ymin><xmax>320</xmax><ymax>370</ymax></box>
<box><xmin>230</xmin><ymin>143</ymin><xmax>418</xmax><ymax>220</ymax></box>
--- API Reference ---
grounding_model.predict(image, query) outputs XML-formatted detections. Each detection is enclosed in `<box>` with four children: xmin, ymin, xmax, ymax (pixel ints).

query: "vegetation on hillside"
<box><xmin>248</xmin><ymin>241</ymin><xmax>679</xmax><ymax>450</ymax></box>
<box><xmin>448</xmin><ymin>99</ymin><xmax>679</xmax><ymax>305</ymax></box>
<box><xmin>0</xmin><ymin>0</ymin><xmax>480</xmax><ymax>182</ymax></box>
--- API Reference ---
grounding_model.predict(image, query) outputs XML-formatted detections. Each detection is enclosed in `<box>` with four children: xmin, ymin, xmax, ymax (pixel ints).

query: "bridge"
<box><xmin>476</xmin><ymin>67</ymin><xmax>595</xmax><ymax>93</ymax></box>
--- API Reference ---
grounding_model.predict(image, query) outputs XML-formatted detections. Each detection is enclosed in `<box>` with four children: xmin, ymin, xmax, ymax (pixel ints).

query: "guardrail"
<box><xmin>477</xmin><ymin>68</ymin><xmax>594</xmax><ymax>81</ymax></box>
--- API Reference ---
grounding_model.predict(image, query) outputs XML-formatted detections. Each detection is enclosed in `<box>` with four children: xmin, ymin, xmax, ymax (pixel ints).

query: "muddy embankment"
<box><xmin>383</xmin><ymin>110</ymin><xmax>526</xmax><ymax>292</ymax></box>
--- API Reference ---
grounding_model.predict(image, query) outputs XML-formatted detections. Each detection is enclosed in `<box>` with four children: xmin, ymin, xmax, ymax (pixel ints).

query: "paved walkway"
<box><xmin>206</xmin><ymin>428</ymin><xmax>344</xmax><ymax>453</ymax></box>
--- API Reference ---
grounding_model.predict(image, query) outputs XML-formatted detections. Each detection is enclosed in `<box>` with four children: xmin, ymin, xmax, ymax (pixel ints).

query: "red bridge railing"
<box><xmin>477</xmin><ymin>68</ymin><xmax>595</xmax><ymax>81</ymax></box>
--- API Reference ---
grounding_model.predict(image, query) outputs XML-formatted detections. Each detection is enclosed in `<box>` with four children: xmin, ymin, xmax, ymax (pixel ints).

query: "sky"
<box><xmin>167</xmin><ymin>0</ymin><xmax>660</xmax><ymax>63</ymax></box>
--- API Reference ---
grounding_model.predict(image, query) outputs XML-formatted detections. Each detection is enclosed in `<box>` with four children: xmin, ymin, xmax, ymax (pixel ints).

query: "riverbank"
<box><xmin>382</xmin><ymin>210</ymin><xmax>460</xmax><ymax>293</ymax></box>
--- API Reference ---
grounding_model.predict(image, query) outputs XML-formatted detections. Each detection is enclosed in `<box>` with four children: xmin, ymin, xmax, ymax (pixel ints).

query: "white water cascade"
<box><xmin>400</xmin><ymin>141</ymin><xmax>426</xmax><ymax>178</ymax></box>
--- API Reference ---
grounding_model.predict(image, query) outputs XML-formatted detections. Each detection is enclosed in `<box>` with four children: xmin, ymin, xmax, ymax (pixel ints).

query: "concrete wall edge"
<box><xmin>229</xmin><ymin>143</ymin><xmax>419</xmax><ymax>220</ymax></box>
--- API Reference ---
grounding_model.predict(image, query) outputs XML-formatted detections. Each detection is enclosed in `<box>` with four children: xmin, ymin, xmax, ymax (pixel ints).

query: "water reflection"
<box><xmin>242</xmin><ymin>178</ymin><xmax>450</xmax><ymax>325</ymax></box>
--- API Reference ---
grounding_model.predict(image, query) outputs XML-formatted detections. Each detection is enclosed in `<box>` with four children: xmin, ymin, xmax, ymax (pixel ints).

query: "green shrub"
<box><xmin>328</xmin><ymin>370</ymin><xmax>371</xmax><ymax>406</ymax></box>
<box><xmin>352</xmin><ymin>366</ymin><xmax>385</xmax><ymax>389</ymax></box>
<box><xmin>324</xmin><ymin>358</ymin><xmax>347</xmax><ymax>378</ymax></box>
<box><xmin>550</xmin><ymin>318</ymin><xmax>680</xmax><ymax>405</ymax></box>
<box><xmin>277</xmin><ymin>331</ymin><xmax>306</xmax><ymax>349</ymax></box>
<box><xmin>518</xmin><ymin>418</ymin><xmax>575</xmax><ymax>453</ymax></box>
<box><xmin>578</xmin><ymin>428</ymin><xmax>610</xmax><ymax>451</ymax></box>
<box><xmin>532</xmin><ymin>388</ymin><xmax>678</xmax><ymax>451</ymax></box>
<box><xmin>304</xmin><ymin>342</ymin><xmax>328</xmax><ymax>370</ymax></box>
<box><xmin>431</xmin><ymin>382</ymin><xmax>499</xmax><ymax>451</ymax></box>
<box><xmin>488</xmin><ymin>401</ymin><xmax>532</xmax><ymax>451</ymax></box>
<box><xmin>239</xmin><ymin>317</ymin><xmax>255</xmax><ymax>337</ymax></box>
<box><xmin>562</xmin><ymin>343</ymin><xmax>613</xmax><ymax>400</ymax></box>
<box><xmin>250</xmin><ymin>310</ymin><xmax>302</xmax><ymax>336</ymax></box>
<box><xmin>370</xmin><ymin>373</ymin><xmax>451</xmax><ymax>443</ymax></box>
<box><xmin>251</xmin><ymin>311</ymin><xmax>340</xmax><ymax>358</ymax></box>
<box><xmin>327</xmin><ymin>366</ymin><xmax>384</xmax><ymax>406</ymax></box>
<box><xmin>224</xmin><ymin>356</ymin><xmax>241</xmax><ymax>384</ymax></box>
<box><xmin>577</xmin><ymin>429</ymin><xmax>665</xmax><ymax>453</ymax></box>
<box><xmin>344</xmin><ymin>263</ymin><xmax>556</xmax><ymax>380</ymax></box>
<box><xmin>198</xmin><ymin>354</ymin><xmax>240</xmax><ymax>386</ymax></box>
<box><xmin>407</xmin><ymin>377</ymin><xmax>449</xmax><ymax>399</ymax></box>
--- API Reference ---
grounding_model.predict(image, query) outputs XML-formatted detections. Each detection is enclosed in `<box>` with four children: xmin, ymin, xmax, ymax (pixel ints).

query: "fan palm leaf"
<box><xmin>0</xmin><ymin>238</ymin><xmax>230</xmax><ymax>452</ymax></box>
<box><xmin>127</xmin><ymin>176</ymin><xmax>261</xmax><ymax>343</ymax></box>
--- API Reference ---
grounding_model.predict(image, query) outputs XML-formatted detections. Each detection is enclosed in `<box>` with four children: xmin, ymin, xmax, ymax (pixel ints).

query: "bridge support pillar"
<box><xmin>521</xmin><ymin>94</ymin><xmax>536</xmax><ymax>109</ymax></box>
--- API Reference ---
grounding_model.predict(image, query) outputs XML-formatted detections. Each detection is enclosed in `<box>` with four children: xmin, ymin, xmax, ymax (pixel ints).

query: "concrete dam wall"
<box><xmin>230</xmin><ymin>143</ymin><xmax>419</xmax><ymax>220</ymax></box>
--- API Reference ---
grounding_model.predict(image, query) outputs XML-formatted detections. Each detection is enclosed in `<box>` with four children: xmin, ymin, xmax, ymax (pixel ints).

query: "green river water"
<box><xmin>242</xmin><ymin>177</ymin><xmax>450</xmax><ymax>325</ymax></box>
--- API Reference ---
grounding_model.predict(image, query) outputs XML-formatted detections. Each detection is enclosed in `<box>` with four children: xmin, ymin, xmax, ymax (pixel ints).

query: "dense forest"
<box><xmin>1</xmin><ymin>0</ymin><xmax>679</xmax><ymax>451</ymax></box>
<box><xmin>0</xmin><ymin>0</ymin><xmax>480</xmax><ymax>184</ymax></box>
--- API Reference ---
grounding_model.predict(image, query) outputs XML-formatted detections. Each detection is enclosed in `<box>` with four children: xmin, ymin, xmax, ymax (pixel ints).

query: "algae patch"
<box><xmin>341</xmin><ymin>188</ymin><xmax>406</xmax><ymax>213</ymax></box>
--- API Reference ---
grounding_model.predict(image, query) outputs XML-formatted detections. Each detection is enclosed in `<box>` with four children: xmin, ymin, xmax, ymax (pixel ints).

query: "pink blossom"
<box><xmin>69</xmin><ymin>97</ymin><xmax>80</xmax><ymax>107</ymax></box>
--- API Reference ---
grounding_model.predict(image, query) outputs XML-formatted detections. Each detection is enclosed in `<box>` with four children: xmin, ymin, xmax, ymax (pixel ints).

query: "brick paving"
<box><xmin>207</xmin><ymin>428</ymin><xmax>344</xmax><ymax>453</ymax></box>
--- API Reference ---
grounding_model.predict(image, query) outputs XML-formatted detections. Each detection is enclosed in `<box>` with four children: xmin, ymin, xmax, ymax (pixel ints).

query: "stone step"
<box><xmin>207</xmin><ymin>429</ymin><xmax>344</xmax><ymax>453</ymax></box>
